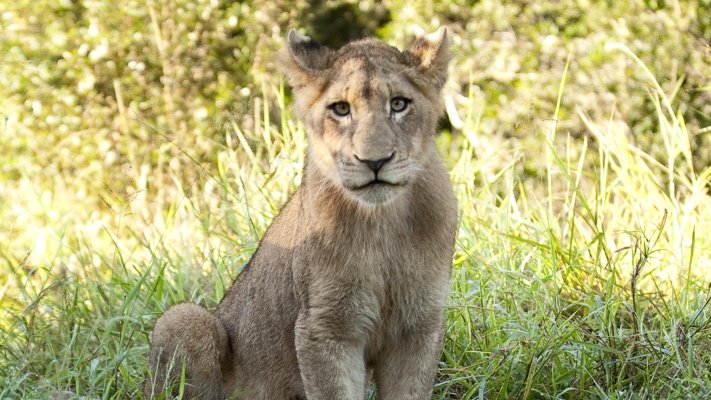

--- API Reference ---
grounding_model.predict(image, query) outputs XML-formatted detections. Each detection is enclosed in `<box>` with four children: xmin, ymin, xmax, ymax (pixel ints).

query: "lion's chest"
<box><xmin>293</xmin><ymin>193</ymin><xmax>453</xmax><ymax>360</ymax></box>
<box><xmin>344</xmin><ymin>230</ymin><xmax>450</xmax><ymax>360</ymax></box>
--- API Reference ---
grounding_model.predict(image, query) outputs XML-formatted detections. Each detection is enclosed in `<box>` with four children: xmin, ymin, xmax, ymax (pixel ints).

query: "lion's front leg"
<box><xmin>294</xmin><ymin>310</ymin><xmax>368</xmax><ymax>400</ymax></box>
<box><xmin>374</xmin><ymin>314</ymin><xmax>446</xmax><ymax>400</ymax></box>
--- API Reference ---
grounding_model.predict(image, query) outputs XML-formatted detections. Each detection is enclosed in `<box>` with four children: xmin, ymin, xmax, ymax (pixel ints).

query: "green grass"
<box><xmin>2</xmin><ymin>19</ymin><xmax>711</xmax><ymax>400</ymax></box>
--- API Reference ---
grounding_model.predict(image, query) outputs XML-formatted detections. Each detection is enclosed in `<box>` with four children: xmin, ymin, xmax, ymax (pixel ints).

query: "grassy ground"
<box><xmin>2</xmin><ymin>1</ymin><xmax>711</xmax><ymax>399</ymax></box>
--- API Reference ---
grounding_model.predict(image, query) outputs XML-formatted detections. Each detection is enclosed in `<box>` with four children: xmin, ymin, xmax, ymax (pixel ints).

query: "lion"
<box><xmin>145</xmin><ymin>27</ymin><xmax>457</xmax><ymax>400</ymax></box>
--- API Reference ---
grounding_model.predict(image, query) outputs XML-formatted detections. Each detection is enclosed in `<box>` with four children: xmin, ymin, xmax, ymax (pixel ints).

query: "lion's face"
<box><xmin>284</xmin><ymin>30</ymin><xmax>449</xmax><ymax>205</ymax></box>
<box><xmin>305</xmin><ymin>57</ymin><xmax>434</xmax><ymax>205</ymax></box>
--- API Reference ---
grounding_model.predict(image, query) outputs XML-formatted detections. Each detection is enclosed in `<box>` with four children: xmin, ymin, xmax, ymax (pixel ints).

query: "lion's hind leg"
<box><xmin>145</xmin><ymin>303</ymin><xmax>231</xmax><ymax>399</ymax></box>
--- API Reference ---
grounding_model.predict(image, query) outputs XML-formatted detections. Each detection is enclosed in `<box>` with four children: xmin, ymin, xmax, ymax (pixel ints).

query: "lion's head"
<box><xmin>284</xmin><ymin>28</ymin><xmax>450</xmax><ymax>205</ymax></box>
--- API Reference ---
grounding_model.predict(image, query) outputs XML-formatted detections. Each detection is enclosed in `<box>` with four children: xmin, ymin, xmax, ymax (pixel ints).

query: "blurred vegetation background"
<box><xmin>1</xmin><ymin>0</ymin><xmax>709</xmax><ymax>269</ymax></box>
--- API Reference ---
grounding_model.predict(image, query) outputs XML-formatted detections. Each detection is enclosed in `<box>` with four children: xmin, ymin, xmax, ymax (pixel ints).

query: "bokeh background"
<box><xmin>2</xmin><ymin>1</ymin><xmax>709</xmax><ymax>265</ymax></box>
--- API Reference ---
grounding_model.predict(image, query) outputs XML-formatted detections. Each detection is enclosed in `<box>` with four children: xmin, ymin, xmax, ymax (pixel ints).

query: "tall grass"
<box><xmin>1</xmin><ymin>45</ymin><xmax>710</xmax><ymax>400</ymax></box>
<box><xmin>438</xmin><ymin>43</ymin><xmax>711</xmax><ymax>399</ymax></box>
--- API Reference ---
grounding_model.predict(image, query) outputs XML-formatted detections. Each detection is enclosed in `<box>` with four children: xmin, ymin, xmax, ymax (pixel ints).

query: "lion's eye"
<box><xmin>390</xmin><ymin>97</ymin><xmax>411</xmax><ymax>113</ymax></box>
<box><xmin>330</xmin><ymin>102</ymin><xmax>351</xmax><ymax>117</ymax></box>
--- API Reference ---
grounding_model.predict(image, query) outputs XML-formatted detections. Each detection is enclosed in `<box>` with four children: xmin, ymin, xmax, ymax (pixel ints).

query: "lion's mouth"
<box><xmin>351</xmin><ymin>179</ymin><xmax>403</xmax><ymax>191</ymax></box>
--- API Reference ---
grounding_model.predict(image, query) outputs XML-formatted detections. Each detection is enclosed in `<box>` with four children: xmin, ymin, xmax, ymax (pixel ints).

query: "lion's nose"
<box><xmin>356</xmin><ymin>152</ymin><xmax>395</xmax><ymax>173</ymax></box>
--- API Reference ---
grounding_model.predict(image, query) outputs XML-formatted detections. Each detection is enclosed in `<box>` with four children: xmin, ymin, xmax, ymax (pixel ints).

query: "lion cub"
<box><xmin>146</xmin><ymin>28</ymin><xmax>457</xmax><ymax>400</ymax></box>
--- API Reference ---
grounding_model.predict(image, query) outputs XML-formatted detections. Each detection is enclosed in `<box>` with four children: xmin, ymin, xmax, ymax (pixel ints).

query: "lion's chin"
<box><xmin>347</xmin><ymin>180</ymin><xmax>406</xmax><ymax>205</ymax></box>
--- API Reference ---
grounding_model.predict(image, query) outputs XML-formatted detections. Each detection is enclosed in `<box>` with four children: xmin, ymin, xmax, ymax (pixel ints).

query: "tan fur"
<box><xmin>145</xmin><ymin>28</ymin><xmax>457</xmax><ymax>400</ymax></box>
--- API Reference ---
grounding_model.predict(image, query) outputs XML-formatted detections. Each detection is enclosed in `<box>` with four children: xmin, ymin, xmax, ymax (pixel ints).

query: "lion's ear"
<box><xmin>407</xmin><ymin>27</ymin><xmax>450</xmax><ymax>90</ymax></box>
<box><xmin>282</xmin><ymin>29</ymin><xmax>333</xmax><ymax>89</ymax></box>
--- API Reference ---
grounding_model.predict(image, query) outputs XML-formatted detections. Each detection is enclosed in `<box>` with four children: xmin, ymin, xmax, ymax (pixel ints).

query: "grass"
<box><xmin>1</xmin><ymin>35</ymin><xmax>711</xmax><ymax>400</ymax></box>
